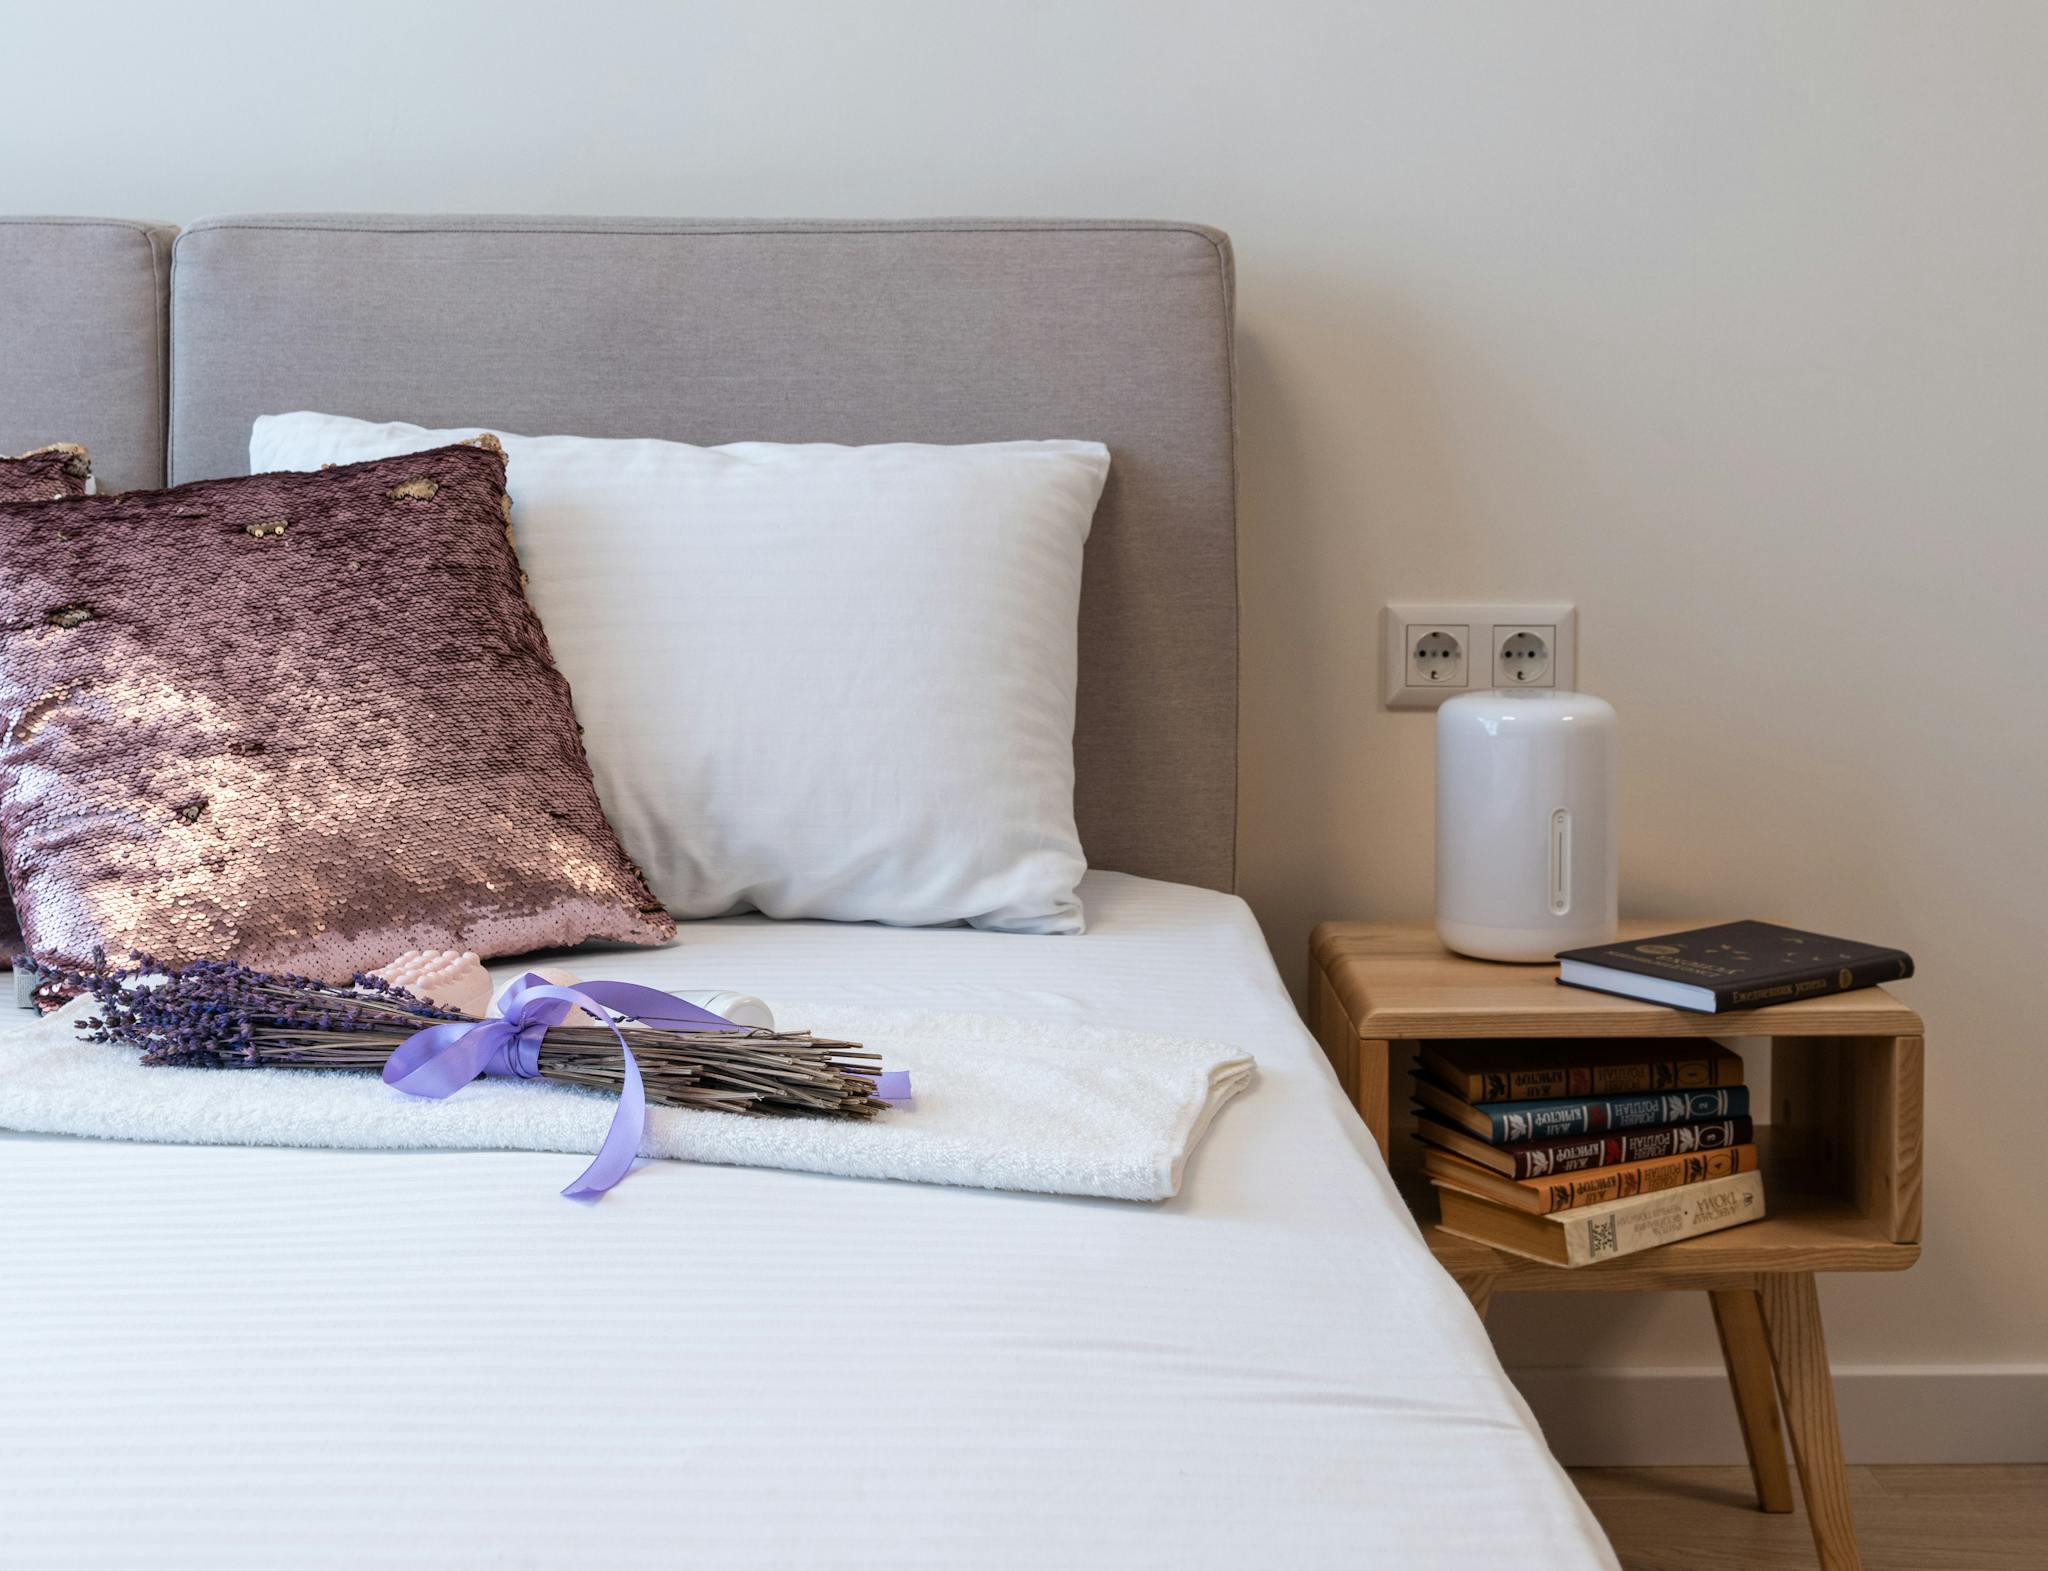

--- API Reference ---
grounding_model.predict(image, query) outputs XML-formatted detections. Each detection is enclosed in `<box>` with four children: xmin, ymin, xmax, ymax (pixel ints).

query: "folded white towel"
<box><xmin>0</xmin><ymin>1000</ymin><xmax>1254</xmax><ymax>1202</ymax></box>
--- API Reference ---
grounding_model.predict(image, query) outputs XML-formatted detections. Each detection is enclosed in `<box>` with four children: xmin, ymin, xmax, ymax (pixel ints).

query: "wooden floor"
<box><xmin>1571</xmin><ymin>1465</ymin><xmax>2048</xmax><ymax>1571</ymax></box>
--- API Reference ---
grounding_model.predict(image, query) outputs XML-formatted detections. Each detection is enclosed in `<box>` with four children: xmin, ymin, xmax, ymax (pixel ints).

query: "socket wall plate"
<box><xmin>1383</xmin><ymin>603</ymin><xmax>1577</xmax><ymax>709</ymax></box>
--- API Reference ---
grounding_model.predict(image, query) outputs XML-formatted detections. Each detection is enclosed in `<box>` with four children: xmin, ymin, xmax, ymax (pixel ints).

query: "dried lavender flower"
<box><xmin>65</xmin><ymin>953</ymin><xmax>887</xmax><ymax>1118</ymax></box>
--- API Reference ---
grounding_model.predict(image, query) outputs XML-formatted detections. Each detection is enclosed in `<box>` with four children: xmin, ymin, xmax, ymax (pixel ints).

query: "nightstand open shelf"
<box><xmin>1417</xmin><ymin>1166</ymin><xmax>1914</xmax><ymax>1291</ymax></box>
<box><xmin>1310</xmin><ymin>920</ymin><xmax>1923</xmax><ymax>1571</ymax></box>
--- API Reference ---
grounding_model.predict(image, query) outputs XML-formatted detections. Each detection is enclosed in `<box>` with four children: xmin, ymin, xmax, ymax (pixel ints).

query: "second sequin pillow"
<box><xmin>0</xmin><ymin>438</ymin><xmax>675</xmax><ymax>981</ymax></box>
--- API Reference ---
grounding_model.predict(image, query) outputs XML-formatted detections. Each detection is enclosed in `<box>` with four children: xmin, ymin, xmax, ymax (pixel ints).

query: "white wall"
<box><xmin>14</xmin><ymin>1</ymin><xmax>2046</xmax><ymax>1458</ymax></box>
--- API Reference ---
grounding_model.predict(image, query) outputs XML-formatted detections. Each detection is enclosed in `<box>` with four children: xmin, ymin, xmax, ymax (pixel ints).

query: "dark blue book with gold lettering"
<box><xmin>1557</xmin><ymin>921</ymin><xmax>1913</xmax><ymax>1014</ymax></box>
<box><xmin>1414</xmin><ymin>1076</ymin><xmax>1749</xmax><ymax>1144</ymax></box>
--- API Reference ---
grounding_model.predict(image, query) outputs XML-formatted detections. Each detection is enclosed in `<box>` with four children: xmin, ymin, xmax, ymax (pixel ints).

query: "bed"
<box><xmin>0</xmin><ymin>215</ymin><xmax>1617</xmax><ymax>1569</ymax></box>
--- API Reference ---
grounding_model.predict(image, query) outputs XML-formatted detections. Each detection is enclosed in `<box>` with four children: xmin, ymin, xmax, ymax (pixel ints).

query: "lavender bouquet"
<box><xmin>57</xmin><ymin>952</ymin><xmax>892</xmax><ymax>1121</ymax></box>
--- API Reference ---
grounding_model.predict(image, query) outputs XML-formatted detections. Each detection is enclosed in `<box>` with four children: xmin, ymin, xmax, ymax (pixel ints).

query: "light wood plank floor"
<box><xmin>1570</xmin><ymin>1465</ymin><xmax>2048</xmax><ymax>1570</ymax></box>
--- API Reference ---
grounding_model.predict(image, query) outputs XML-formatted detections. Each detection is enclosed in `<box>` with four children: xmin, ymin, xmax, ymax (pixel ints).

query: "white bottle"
<box><xmin>1435</xmin><ymin>690</ymin><xmax>1618</xmax><ymax>963</ymax></box>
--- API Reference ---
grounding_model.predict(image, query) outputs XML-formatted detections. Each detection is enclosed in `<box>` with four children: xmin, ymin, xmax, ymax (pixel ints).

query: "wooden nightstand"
<box><xmin>1309</xmin><ymin>920</ymin><xmax>1922</xmax><ymax>1571</ymax></box>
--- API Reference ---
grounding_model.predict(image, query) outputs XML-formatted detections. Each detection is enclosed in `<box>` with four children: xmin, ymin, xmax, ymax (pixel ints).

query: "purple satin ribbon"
<box><xmin>873</xmin><ymin>1070</ymin><xmax>912</xmax><ymax>1102</ymax></box>
<box><xmin>382</xmin><ymin>975</ymin><xmax>911</xmax><ymax>1200</ymax></box>
<box><xmin>383</xmin><ymin>975</ymin><xmax>744</xmax><ymax>1201</ymax></box>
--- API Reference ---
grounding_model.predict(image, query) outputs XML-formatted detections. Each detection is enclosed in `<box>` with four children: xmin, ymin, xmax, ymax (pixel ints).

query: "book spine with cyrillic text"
<box><xmin>1525</xmin><ymin>1144</ymin><xmax>1757</xmax><ymax>1213</ymax></box>
<box><xmin>1470</xmin><ymin>1055</ymin><xmax>1740</xmax><ymax>1102</ymax></box>
<box><xmin>1505</xmin><ymin>1117</ymin><xmax>1753</xmax><ymax>1179</ymax></box>
<box><xmin>1480</xmin><ymin>1087</ymin><xmax>1749</xmax><ymax>1144</ymax></box>
<box><xmin>1561</xmin><ymin>1171</ymin><xmax>1767</xmax><ymax>1266</ymax></box>
<box><xmin>1717</xmin><ymin>955</ymin><xmax>1916</xmax><ymax>1009</ymax></box>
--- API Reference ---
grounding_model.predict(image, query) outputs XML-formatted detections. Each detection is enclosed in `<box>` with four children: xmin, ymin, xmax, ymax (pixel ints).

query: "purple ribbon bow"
<box><xmin>382</xmin><ymin>975</ymin><xmax>747</xmax><ymax>1201</ymax></box>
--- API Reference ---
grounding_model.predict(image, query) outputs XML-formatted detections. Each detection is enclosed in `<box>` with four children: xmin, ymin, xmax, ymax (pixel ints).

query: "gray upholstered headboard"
<box><xmin>3</xmin><ymin>214</ymin><xmax>1240</xmax><ymax>891</ymax></box>
<box><xmin>0</xmin><ymin>217</ymin><xmax>175</xmax><ymax>493</ymax></box>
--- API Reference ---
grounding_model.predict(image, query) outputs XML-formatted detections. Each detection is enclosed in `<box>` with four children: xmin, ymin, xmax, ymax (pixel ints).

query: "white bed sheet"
<box><xmin>0</xmin><ymin>873</ymin><xmax>1616</xmax><ymax>1570</ymax></box>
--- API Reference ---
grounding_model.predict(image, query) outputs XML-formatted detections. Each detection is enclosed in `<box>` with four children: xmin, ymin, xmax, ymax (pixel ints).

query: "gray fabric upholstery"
<box><xmin>169</xmin><ymin>216</ymin><xmax>1239</xmax><ymax>891</ymax></box>
<box><xmin>0</xmin><ymin>218</ymin><xmax>175</xmax><ymax>492</ymax></box>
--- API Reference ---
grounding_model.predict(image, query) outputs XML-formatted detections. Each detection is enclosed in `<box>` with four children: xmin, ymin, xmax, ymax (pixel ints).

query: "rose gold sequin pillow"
<box><xmin>0</xmin><ymin>444</ymin><xmax>93</xmax><ymax>968</ymax></box>
<box><xmin>0</xmin><ymin>438</ymin><xmax>675</xmax><ymax>981</ymax></box>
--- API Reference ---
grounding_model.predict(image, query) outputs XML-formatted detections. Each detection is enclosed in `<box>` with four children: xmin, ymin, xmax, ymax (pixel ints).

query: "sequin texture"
<box><xmin>0</xmin><ymin>440</ymin><xmax>674</xmax><ymax>981</ymax></box>
<box><xmin>0</xmin><ymin>445</ymin><xmax>94</xmax><ymax>965</ymax></box>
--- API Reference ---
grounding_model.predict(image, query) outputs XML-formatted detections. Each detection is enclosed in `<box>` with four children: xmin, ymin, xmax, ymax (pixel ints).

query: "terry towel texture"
<box><xmin>0</xmin><ymin>1000</ymin><xmax>1254</xmax><ymax>1202</ymax></box>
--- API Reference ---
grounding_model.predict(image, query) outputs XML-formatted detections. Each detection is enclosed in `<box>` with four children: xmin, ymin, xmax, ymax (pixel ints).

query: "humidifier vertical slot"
<box><xmin>1549</xmin><ymin>809</ymin><xmax>1571</xmax><ymax>915</ymax></box>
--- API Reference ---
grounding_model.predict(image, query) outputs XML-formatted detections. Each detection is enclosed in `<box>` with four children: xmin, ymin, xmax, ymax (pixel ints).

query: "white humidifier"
<box><xmin>1435</xmin><ymin>690</ymin><xmax>1618</xmax><ymax>962</ymax></box>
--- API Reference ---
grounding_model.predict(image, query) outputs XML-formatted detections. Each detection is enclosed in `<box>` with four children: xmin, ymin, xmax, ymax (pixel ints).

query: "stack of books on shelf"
<box><xmin>1416</xmin><ymin>1040</ymin><xmax>1766</xmax><ymax>1267</ymax></box>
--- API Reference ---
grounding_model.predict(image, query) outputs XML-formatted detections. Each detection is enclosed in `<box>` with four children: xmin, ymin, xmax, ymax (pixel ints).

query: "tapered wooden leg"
<box><xmin>1759</xmin><ymin>1273</ymin><xmax>1862</xmax><ymax>1571</ymax></box>
<box><xmin>1456</xmin><ymin>1274</ymin><xmax>1494</xmax><ymax>1323</ymax></box>
<box><xmin>1709</xmin><ymin>1287</ymin><xmax>1795</xmax><ymax>1513</ymax></box>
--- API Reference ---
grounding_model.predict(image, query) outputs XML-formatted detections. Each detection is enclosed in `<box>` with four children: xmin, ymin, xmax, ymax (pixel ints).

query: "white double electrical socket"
<box><xmin>1381</xmin><ymin>603</ymin><xmax>1577</xmax><ymax>709</ymax></box>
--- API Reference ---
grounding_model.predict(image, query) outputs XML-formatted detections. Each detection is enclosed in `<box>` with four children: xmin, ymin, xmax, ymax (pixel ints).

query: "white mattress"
<box><xmin>0</xmin><ymin>873</ymin><xmax>1616</xmax><ymax>1570</ymax></box>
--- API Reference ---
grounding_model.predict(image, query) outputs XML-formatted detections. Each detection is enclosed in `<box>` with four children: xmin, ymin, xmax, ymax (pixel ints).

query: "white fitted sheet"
<box><xmin>0</xmin><ymin>873</ymin><xmax>1616</xmax><ymax>1570</ymax></box>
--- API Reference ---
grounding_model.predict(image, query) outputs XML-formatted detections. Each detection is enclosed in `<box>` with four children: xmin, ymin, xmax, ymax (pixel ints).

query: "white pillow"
<box><xmin>252</xmin><ymin>415</ymin><xmax>1108</xmax><ymax>934</ymax></box>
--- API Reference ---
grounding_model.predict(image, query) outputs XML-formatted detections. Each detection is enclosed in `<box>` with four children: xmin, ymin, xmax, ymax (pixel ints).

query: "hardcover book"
<box><xmin>1414</xmin><ymin>1114</ymin><xmax>1754</xmax><ymax>1179</ymax></box>
<box><xmin>1556</xmin><ymin>920</ymin><xmax>1913</xmax><ymax>1013</ymax></box>
<box><xmin>1412</xmin><ymin>1075</ymin><xmax>1750</xmax><ymax>1144</ymax></box>
<box><xmin>1423</xmin><ymin>1142</ymin><xmax>1758</xmax><ymax>1215</ymax></box>
<box><xmin>1418</xmin><ymin>1039</ymin><xmax>1743</xmax><ymax>1102</ymax></box>
<box><xmin>1433</xmin><ymin>1169</ymin><xmax>1768</xmax><ymax>1267</ymax></box>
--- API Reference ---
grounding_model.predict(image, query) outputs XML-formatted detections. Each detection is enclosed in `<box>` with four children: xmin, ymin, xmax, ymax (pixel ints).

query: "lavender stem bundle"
<box><xmin>60</xmin><ymin>953</ymin><xmax>889</xmax><ymax>1120</ymax></box>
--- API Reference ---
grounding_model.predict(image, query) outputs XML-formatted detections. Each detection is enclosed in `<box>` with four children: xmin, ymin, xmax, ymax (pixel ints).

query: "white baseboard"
<box><xmin>1508</xmin><ymin>1364</ymin><xmax>2048</xmax><ymax>1465</ymax></box>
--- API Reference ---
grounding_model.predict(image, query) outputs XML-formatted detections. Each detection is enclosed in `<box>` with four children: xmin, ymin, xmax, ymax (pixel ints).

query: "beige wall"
<box><xmin>14</xmin><ymin>0</ymin><xmax>2045</xmax><ymax>1446</ymax></box>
